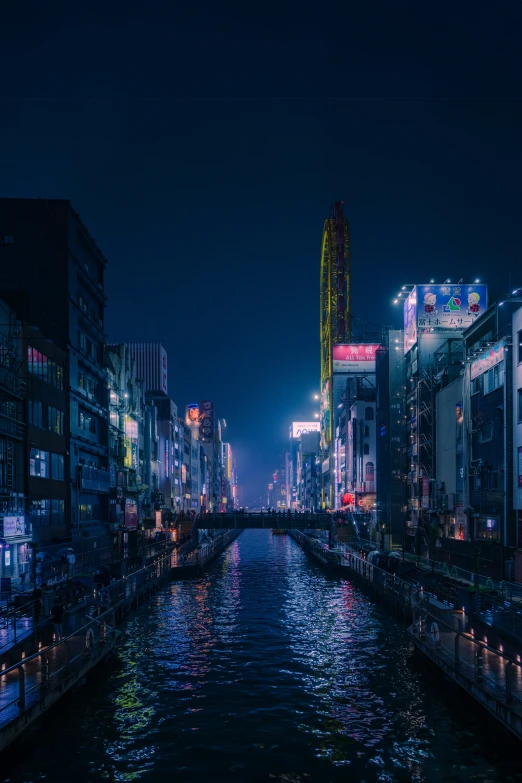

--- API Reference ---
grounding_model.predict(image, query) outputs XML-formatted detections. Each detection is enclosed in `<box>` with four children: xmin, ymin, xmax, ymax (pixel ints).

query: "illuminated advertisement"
<box><xmin>332</xmin><ymin>344</ymin><xmax>380</xmax><ymax>373</ymax></box>
<box><xmin>124</xmin><ymin>500</ymin><xmax>138</xmax><ymax>530</ymax></box>
<box><xmin>199</xmin><ymin>400</ymin><xmax>214</xmax><ymax>441</ymax></box>
<box><xmin>320</xmin><ymin>380</ymin><xmax>330</xmax><ymax>448</ymax></box>
<box><xmin>471</xmin><ymin>340</ymin><xmax>504</xmax><ymax>380</ymax></box>
<box><xmin>124</xmin><ymin>416</ymin><xmax>138</xmax><ymax>469</ymax></box>
<box><xmin>291</xmin><ymin>422</ymin><xmax>320</xmax><ymax>438</ymax></box>
<box><xmin>417</xmin><ymin>284</ymin><xmax>488</xmax><ymax>330</ymax></box>
<box><xmin>3</xmin><ymin>516</ymin><xmax>25</xmax><ymax>537</ymax></box>
<box><xmin>181</xmin><ymin>464</ymin><xmax>187</xmax><ymax>484</ymax></box>
<box><xmin>160</xmin><ymin>345</ymin><xmax>168</xmax><ymax>394</ymax></box>
<box><xmin>404</xmin><ymin>288</ymin><xmax>418</xmax><ymax>354</ymax></box>
<box><xmin>186</xmin><ymin>403</ymin><xmax>200</xmax><ymax>424</ymax></box>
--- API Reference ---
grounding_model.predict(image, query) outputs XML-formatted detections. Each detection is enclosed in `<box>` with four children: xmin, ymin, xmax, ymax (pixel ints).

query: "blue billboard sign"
<box><xmin>417</xmin><ymin>284</ymin><xmax>488</xmax><ymax>330</ymax></box>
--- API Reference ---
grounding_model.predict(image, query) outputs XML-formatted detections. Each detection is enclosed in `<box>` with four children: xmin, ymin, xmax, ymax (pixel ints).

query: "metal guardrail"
<box><xmin>336</xmin><ymin>543</ymin><xmax>522</xmax><ymax>707</ymax></box>
<box><xmin>0</xmin><ymin>553</ymin><xmax>172</xmax><ymax>730</ymax></box>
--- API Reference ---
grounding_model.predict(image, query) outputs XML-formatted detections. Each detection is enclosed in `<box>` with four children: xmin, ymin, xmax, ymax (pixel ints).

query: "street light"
<box><xmin>313</xmin><ymin>394</ymin><xmax>319</xmax><ymax>400</ymax></box>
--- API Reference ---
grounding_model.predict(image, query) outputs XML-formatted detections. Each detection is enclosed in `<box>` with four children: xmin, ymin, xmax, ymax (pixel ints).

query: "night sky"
<box><xmin>1</xmin><ymin>1</ymin><xmax>521</xmax><ymax>503</ymax></box>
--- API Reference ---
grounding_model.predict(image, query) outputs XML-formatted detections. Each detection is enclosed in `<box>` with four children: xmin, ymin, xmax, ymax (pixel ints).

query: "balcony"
<box><xmin>0</xmin><ymin>409</ymin><xmax>25</xmax><ymax>440</ymax></box>
<box><xmin>80</xmin><ymin>466</ymin><xmax>110</xmax><ymax>492</ymax></box>
<box><xmin>0</xmin><ymin>366</ymin><xmax>26</xmax><ymax>399</ymax></box>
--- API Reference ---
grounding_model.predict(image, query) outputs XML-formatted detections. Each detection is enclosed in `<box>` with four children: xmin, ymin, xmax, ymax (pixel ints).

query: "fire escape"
<box><xmin>417</xmin><ymin>370</ymin><xmax>434</xmax><ymax>480</ymax></box>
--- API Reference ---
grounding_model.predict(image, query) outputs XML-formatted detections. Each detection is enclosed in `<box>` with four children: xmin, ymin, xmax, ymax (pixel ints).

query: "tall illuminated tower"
<box><xmin>319</xmin><ymin>201</ymin><xmax>351</xmax><ymax>508</ymax></box>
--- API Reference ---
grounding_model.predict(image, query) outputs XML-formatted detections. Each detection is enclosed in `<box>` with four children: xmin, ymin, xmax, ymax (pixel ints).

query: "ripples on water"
<box><xmin>3</xmin><ymin>531</ymin><xmax>518</xmax><ymax>782</ymax></box>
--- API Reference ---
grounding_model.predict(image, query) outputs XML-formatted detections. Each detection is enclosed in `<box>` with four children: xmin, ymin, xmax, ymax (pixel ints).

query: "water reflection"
<box><xmin>1</xmin><ymin>531</ymin><xmax>518</xmax><ymax>783</ymax></box>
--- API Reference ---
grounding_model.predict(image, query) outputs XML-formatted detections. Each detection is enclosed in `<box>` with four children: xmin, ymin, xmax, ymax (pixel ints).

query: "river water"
<box><xmin>2</xmin><ymin>531</ymin><xmax>519</xmax><ymax>782</ymax></box>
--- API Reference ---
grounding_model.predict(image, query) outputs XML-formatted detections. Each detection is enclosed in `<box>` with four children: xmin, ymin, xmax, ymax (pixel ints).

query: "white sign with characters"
<box><xmin>3</xmin><ymin>516</ymin><xmax>25</xmax><ymax>537</ymax></box>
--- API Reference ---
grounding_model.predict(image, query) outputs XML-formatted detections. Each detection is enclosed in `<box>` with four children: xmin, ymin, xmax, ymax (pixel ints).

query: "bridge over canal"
<box><xmin>196</xmin><ymin>513</ymin><xmax>332</xmax><ymax>530</ymax></box>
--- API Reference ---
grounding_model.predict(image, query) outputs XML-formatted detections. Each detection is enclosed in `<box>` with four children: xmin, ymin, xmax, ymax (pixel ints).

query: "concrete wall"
<box><xmin>436</xmin><ymin>376</ymin><xmax>463</xmax><ymax>497</ymax></box>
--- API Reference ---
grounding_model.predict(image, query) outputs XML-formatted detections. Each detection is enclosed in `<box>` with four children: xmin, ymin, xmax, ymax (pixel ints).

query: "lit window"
<box><xmin>30</xmin><ymin>449</ymin><xmax>49</xmax><ymax>478</ymax></box>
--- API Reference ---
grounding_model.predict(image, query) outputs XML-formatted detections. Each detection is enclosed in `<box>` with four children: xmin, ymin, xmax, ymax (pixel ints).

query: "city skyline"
<box><xmin>1</xmin><ymin>6</ymin><xmax>521</xmax><ymax>503</ymax></box>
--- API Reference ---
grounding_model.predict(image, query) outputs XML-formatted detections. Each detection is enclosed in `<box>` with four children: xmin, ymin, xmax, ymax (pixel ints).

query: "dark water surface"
<box><xmin>3</xmin><ymin>531</ymin><xmax>520</xmax><ymax>782</ymax></box>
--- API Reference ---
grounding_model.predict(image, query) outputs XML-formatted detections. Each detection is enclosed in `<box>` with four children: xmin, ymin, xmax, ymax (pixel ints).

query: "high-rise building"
<box><xmin>401</xmin><ymin>282</ymin><xmax>488</xmax><ymax>555</ymax></box>
<box><xmin>0</xmin><ymin>298</ymin><xmax>31</xmax><ymax>584</ymax></box>
<box><xmin>124</xmin><ymin>343</ymin><xmax>168</xmax><ymax>396</ymax></box>
<box><xmin>0</xmin><ymin>198</ymin><xmax>110</xmax><ymax>539</ymax></box>
<box><xmin>376</xmin><ymin>330</ymin><xmax>407</xmax><ymax>545</ymax></box>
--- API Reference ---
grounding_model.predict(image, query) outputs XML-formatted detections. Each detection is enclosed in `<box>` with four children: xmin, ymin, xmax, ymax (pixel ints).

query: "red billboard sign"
<box><xmin>332</xmin><ymin>344</ymin><xmax>380</xmax><ymax>373</ymax></box>
<box><xmin>125</xmin><ymin>502</ymin><xmax>138</xmax><ymax>530</ymax></box>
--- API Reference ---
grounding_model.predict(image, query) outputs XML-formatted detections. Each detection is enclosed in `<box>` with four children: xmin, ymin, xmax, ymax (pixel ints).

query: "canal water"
<box><xmin>2</xmin><ymin>531</ymin><xmax>519</xmax><ymax>783</ymax></box>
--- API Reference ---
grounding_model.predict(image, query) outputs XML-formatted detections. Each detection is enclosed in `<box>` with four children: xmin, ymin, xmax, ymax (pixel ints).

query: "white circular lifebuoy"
<box><xmin>85</xmin><ymin>628</ymin><xmax>95</xmax><ymax>649</ymax></box>
<box><xmin>430</xmin><ymin>622</ymin><xmax>440</xmax><ymax>644</ymax></box>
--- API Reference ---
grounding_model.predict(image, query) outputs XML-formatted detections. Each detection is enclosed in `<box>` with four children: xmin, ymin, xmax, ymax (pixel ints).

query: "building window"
<box><xmin>478</xmin><ymin>422</ymin><xmax>494</xmax><ymax>443</ymax></box>
<box><xmin>483</xmin><ymin>361</ymin><xmax>504</xmax><ymax>394</ymax></box>
<box><xmin>79</xmin><ymin>371</ymin><xmax>97</xmax><ymax>397</ymax></box>
<box><xmin>78</xmin><ymin>294</ymin><xmax>88</xmax><ymax>313</ymax></box>
<box><xmin>3</xmin><ymin>235</ymin><xmax>14</xmax><ymax>244</ymax></box>
<box><xmin>48</xmin><ymin>406</ymin><xmax>64</xmax><ymax>435</ymax></box>
<box><xmin>79</xmin><ymin>504</ymin><xmax>92</xmax><ymax>521</ymax></box>
<box><xmin>78</xmin><ymin>331</ymin><xmax>87</xmax><ymax>352</ymax></box>
<box><xmin>51</xmin><ymin>499</ymin><xmax>65</xmax><ymax>524</ymax></box>
<box><xmin>27</xmin><ymin>348</ymin><xmax>63</xmax><ymax>389</ymax></box>
<box><xmin>518</xmin><ymin>388</ymin><xmax>522</xmax><ymax>423</ymax></box>
<box><xmin>365</xmin><ymin>462</ymin><xmax>375</xmax><ymax>476</ymax></box>
<box><xmin>364</xmin><ymin>425</ymin><xmax>369</xmax><ymax>437</ymax></box>
<box><xmin>28</xmin><ymin>399</ymin><xmax>44</xmax><ymax>428</ymax></box>
<box><xmin>363</xmin><ymin>443</ymin><xmax>370</xmax><ymax>455</ymax></box>
<box><xmin>471</xmin><ymin>375</ymin><xmax>482</xmax><ymax>395</ymax></box>
<box><xmin>364</xmin><ymin>407</ymin><xmax>374</xmax><ymax>421</ymax></box>
<box><xmin>31</xmin><ymin>499</ymin><xmax>50</xmax><ymax>526</ymax></box>
<box><xmin>79</xmin><ymin>411</ymin><xmax>96</xmax><ymax>433</ymax></box>
<box><xmin>30</xmin><ymin>449</ymin><xmax>49</xmax><ymax>478</ymax></box>
<box><xmin>51</xmin><ymin>453</ymin><xmax>65</xmax><ymax>481</ymax></box>
<box><xmin>519</xmin><ymin>330</ymin><xmax>522</xmax><ymax>365</ymax></box>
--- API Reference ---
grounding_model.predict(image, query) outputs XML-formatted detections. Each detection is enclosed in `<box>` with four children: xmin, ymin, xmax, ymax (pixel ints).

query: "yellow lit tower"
<box><xmin>320</xmin><ymin>201</ymin><xmax>351</xmax><ymax>509</ymax></box>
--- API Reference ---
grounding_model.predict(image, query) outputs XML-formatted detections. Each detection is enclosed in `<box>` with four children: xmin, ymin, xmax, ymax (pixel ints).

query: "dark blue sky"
<box><xmin>1</xmin><ymin>0</ymin><xmax>521</xmax><ymax>503</ymax></box>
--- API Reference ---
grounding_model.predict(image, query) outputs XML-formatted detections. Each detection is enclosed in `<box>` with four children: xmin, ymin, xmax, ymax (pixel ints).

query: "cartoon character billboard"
<box><xmin>417</xmin><ymin>284</ymin><xmax>488</xmax><ymax>330</ymax></box>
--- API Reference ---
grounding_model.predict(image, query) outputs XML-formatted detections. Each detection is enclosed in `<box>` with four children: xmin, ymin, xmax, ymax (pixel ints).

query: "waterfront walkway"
<box><xmin>0</xmin><ymin>528</ymin><xmax>242</xmax><ymax>752</ymax></box>
<box><xmin>292</xmin><ymin>529</ymin><xmax>522</xmax><ymax>740</ymax></box>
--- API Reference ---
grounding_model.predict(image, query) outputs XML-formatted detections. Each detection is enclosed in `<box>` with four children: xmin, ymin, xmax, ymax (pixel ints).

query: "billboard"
<box><xmin>332</xmin><ymin>344</ymin><xmax>380</xmax><ymax>373</ymax></box>
<box><xmin>199</xmin><ymin>400</ymin><xmax>214</xmax><ymax>441</ymax></box>
<box><xmin>160</xmin><ymin>346</ymin><xmax>168</xmax><ymax>394</ymax></box>
<box><xmin>471</xmin><ymin>340</ymin><xmax>504</xmax><ymax>380</ymax></box>
<box><xmin>124</xmin><ymin>501</ymin><xmax>138</xmax><ymax>530</ymax></box>
<box><xmin>404</xmin><ymin>288</ymin><xmax>418</xmax><ymax>354</ymax></box>
<box><xmin>291</xmin><ymin>421</ymin><xmax>320</xmax><ymax>438</ymax></box>
<box><xmin>186</xmin><ymin>404</ymin><xmax>200</xmax><ymax>424</ymax></box>
<box><xmin>3</xmin><ymin>516</ymin><xmax>25</xmax><ymax>537</ymax></box>
<box><xmin>417</xmin><ymin>284</ymin><xmax>488</xmax><ymax>330</ymax></box>
<box><xmin>320</xmin><ymin>379</ymin><xmax>330</xmax><ymax>448</ymax></box>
